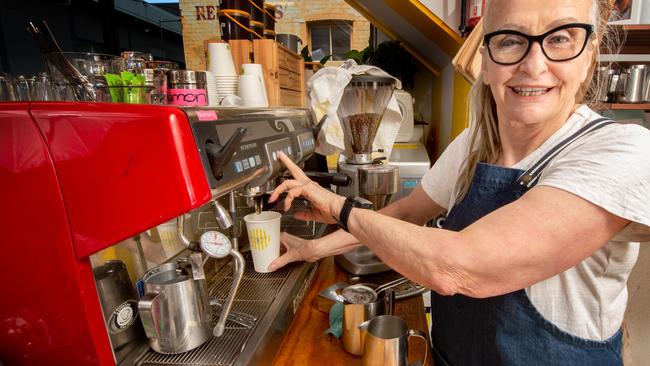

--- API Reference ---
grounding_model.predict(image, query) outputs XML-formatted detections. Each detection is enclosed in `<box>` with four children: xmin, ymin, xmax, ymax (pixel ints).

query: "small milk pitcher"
<box><xmin>341</xmin><ymin>284</ymin><xmax>395</xmax><ymax>356</ymax></box>
<box><xmin>359</xmin><ymin>315</ymin><xmax>430</xmax><ymax>366</ymax></box>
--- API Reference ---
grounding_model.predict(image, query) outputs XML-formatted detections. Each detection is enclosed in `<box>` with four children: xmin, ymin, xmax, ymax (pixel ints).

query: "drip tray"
<box><xmin>134</xmin><ymin>221</ymin><xmax>327</xmax><ymax>366</ymax></box>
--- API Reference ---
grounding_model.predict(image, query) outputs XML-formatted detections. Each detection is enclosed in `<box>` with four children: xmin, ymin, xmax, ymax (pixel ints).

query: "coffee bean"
<box><xmin>344</xmin><ymin>113</ymin><xmax>382</xmax><ymax>154</ymax></box>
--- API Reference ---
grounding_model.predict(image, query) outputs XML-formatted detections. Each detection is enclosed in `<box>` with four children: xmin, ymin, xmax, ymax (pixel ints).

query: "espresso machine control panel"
<box><xmin>185</xmin><ymin>108</ymin><xmax>315</xmax><ymax>195</ymax></box>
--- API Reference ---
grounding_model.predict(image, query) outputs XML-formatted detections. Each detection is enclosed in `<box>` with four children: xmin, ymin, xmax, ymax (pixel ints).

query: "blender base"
<box><xmin>335</xmin><ymin>246</ymin><xmax>392</xmax><ymax>275</ymax></box>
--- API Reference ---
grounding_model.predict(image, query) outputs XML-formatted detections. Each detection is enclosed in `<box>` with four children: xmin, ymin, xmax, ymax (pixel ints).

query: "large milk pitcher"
<box><xmin>138</xmin><ymin>262</ymin><xmax>212</xmax><ymax>354</ymax></box>
<box><xmin>359</xmin><ymin>315</ymin><xmax>430</xmax><ymax>366</ymax></box>
<box><xmin>342</xmin><ymin>284</ymin><xmax>395</xmax><ymax>356</ymax></box>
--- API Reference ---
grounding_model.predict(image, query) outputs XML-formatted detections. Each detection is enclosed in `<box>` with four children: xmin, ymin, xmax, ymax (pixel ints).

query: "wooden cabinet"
<box><xmin>598</xmin><ymin>25</ymin><xmax>650</xmax><ymax>111</ymax></box>
<box><xmin>253</xmin><ymin>39</ymin><xmax>306</xmax><ymax>108</ymax></box>
<box><xmin>616</xmin><ymin>25</ymin><xmax>650</xmax><ymax>55</ymax></box>
<box><xmin>227</xmin><ymin>39</ymin><xmax>306</xmax><ymax>108</ymax></box>
<box><xmin>227</xmin><ymin>40</ymin><xmax>253</xmax><ymax>75</ymax></box>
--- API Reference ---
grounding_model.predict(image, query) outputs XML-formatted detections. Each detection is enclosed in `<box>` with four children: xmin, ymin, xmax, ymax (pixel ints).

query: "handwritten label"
<box><xmin>168</xmin><ymin>88</ymin><xmax>208</xmax><ymax>106</ymax></box>
<box><xmin>196</xmin><ymin>110</ymin><xmax>218</xmax><ymax>121</ymax></box>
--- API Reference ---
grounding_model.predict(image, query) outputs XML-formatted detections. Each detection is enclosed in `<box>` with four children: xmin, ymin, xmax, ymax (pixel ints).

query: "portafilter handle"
<box><xmin>213</xmin><ymin>248</ymin><xmax>245</xmax><ymax>337</ymax></box>
<box><xmin>304</xmin><ymin>171</ymin><xmax>352</xmax><ymax>187</ymax></box>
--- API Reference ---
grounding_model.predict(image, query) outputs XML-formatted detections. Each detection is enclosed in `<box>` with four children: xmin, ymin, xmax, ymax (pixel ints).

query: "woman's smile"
<box><xmin>509</xmin><ymin>86</ymin><xmax>554</xmax><ymax>97</ymax></box>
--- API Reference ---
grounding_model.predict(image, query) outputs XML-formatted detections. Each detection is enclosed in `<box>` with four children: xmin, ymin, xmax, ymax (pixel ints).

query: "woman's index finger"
<box><xmin>278</xmin><ymin>151</ymin><xmax>309</xmax><ymax>180</ymax></box>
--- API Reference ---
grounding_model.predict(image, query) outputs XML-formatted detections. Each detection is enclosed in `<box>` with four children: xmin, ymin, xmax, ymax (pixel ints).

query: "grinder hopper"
<box><xmin>337</xmin><ymin>75</ymin><xmax>396</xmax><ymax>164</ymax></box>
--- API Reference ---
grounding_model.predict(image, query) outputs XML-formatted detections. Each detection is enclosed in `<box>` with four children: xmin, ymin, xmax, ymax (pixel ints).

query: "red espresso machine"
<box><xmin>0</xmin><ymin>102</ymin><xmax>320</xmax><ymax>365</ymax></box>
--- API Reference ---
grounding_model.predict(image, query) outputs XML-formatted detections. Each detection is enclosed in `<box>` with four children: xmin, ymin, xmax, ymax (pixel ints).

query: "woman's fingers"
<box><xmin>269</xmin><ymin>179</ymin><xmax>299</xmax><ymax>202</ymax></box>
<box><xmin>277</xmin><ymin>152</ymin><xmax>309</xmax><ymax>180</ymax></box>
<box><xmin>268</xmin><ymin>252</ymin><xmax>294</xmax><ymax>271</ymax></box>
<box><xmin>283</xmin><ymin>185</ymin><xmax>305</xmax><ymax>211</ymax></box>
<box><xmin>268</xmin><ymin>233</ymin><xmax>304</xmax><ymax>271</ymax></box>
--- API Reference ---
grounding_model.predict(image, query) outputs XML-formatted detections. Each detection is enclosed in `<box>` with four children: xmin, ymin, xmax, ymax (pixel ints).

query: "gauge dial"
<box><xmin>199</xmin><ymin>231</ymin><xmax>232</xmax><ymax>258</ymax></box>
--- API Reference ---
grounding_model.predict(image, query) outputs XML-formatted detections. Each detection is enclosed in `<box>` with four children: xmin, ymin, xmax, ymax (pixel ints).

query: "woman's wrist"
<box><xmin>305</xmin><ymin>239</ymin><xmax>322</xmax><ymax>262</ymax></box>
<box><xmin>330</xmin><ymin>195</ymin><xmax>346</xmax><ymax>221</ymax></box>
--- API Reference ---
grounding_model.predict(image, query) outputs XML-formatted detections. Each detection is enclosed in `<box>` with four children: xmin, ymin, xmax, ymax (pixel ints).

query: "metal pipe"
<box><xmin>210</xmin><ymin>166</ymin><xmax>268</xmax><ymax>200</ymax></box>
<box><xmin>177</xmin><ymin>214</ymin><xmax>192</xmax><ymax>247</ymax></box>
<box><xmin>229</xmin><ymin>191</ymin><xmax>238</xmax><ymax>251</ymax></box>
<box><xmin>212</xmin><ymin>200</ymin><xmax>233</xmax><ymax>230</ymax></box>
<box><xmin>213</xmin><ymin>249</ymin><xmax>245</xmax><ymax>337</ymax></box>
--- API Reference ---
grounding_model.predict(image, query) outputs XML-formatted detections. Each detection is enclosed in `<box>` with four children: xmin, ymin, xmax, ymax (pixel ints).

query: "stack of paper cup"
<box><xmin>156</xmin><ymin>220</ymin><xmax>186</xmax><ymax>257</ymax></box>
<box><xmin>244</xmin><ymin>211</ymin><xmax>281</xmax><ymax>273</ymax></box>
<box><xmin>207</xmin><ymin>42</ymin><xmax>238</xmax><ymax>101</ymax></box>
<box><xmin>207</xmin><ymin>42</ymin><xmax>236</xmax><ymax>75</ymax></box>
<box><xmin>238</xmin><ymin>74</ymin><xmax>268</xmax><ymax>107</ymax></box>
<box><xmin>241</xmin><ymin>63</ymin><xmax>268</xmax><ymax>106</ymax></box>
<box><xmin>216</xmin><ymin>75</ymin><xmax>239</xmax><ymax>102</ymax></box>
<box><xmin>204</xmin><ymin>70</ymin><xmax>219</xmax><ymax>106</ymax></box>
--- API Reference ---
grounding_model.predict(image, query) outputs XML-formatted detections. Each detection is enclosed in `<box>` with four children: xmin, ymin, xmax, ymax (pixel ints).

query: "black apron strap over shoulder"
<box><xmin>517</xmin><ymin>117</ymin><xmax>616</xmax><ymax>188</ymax></box>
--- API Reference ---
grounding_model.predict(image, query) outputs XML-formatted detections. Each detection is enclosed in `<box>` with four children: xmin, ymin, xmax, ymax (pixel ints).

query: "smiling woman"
<box><xmin>266</xmin><ymin>0</ymin><xmax>650</xmax><ymax>365</ymax></box>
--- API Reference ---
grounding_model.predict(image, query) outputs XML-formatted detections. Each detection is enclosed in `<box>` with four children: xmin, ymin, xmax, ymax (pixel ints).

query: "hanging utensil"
<box><xmin>374</xmin><ymin>276</ymin><xmax>410</xmax><ymax>295</ymax></box>
<box><xmin>26</xmin><ymin>21</ymin><xmax>97</xmax><ymax>101</ymax></box>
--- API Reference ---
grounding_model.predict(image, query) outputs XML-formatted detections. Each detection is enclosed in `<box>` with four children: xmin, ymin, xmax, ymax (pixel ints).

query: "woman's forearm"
<box><xmin>345</xmin><ymin>209</ymin><xmax>466</xmax><ymax>296</ymax></box>
<box><xmin>309</xmin><ymin>187</ymin><xmax>441</xmax><ymax>260</ymax></box>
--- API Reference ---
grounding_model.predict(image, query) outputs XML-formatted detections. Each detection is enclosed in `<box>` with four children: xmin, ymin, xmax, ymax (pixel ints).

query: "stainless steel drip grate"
<box><xmin>137</xmin><ymin>252</ymin><xmax>297</xmax><ymax>366</ymax></box>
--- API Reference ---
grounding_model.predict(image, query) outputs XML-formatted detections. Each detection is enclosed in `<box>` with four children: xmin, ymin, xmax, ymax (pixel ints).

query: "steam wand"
<box><xmin>180</xmin><ymin>200</ymin><xmax>245</xmax><ymax>337</ymax></box>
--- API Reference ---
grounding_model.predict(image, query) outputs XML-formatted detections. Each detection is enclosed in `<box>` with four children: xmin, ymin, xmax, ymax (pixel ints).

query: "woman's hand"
<box><xmin>268</xmin><ymin>151</ymin><xmax>345</xmax><ymax>224</ymax></box>
<box><xmin>268</xmin><ymin>232</ymin><xmax>319</xmax><ymax>271</ymax></box>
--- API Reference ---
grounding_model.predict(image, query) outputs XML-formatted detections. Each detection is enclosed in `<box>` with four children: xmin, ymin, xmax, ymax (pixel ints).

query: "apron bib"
<box><xmin>430</xmin><ymin>118</ymin><xmax>623</xmax><ymax>365</ymax></box>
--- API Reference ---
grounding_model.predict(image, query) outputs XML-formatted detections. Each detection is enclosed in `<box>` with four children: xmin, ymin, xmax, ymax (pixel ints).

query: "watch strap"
<box><xmin>337</xmin><ymin>196</ymin><xmax>356</xmax><ymax>232</ymax></box>
<box><xmin>337</xmin><ymin>196</ymin><xmax>372</xmax><ymax>232</ymax></box>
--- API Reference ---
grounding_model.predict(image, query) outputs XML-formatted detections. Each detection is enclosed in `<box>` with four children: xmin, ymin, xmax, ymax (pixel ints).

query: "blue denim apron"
<box><xmin>430</xmin><ymin>118</ymin><xmax>623</xmax><ymax>365</ymax></box>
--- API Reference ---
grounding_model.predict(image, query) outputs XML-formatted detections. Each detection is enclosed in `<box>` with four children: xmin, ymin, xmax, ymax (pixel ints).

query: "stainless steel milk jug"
<box><xmin>616</xmin><ymin>65</ymin><xmax>647</xmax><ymax>103</ymax></box>
<box><xmin>138</xmin><ymin>262</ymin><xmax>212</xmax><ymax>354</ymax></box>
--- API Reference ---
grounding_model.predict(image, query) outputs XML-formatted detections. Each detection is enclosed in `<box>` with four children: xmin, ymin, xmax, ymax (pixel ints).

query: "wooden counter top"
<box><xmin>272</xmin><ymin>256</ymin><xmax>434</xmax><ymax>365</ymax></box>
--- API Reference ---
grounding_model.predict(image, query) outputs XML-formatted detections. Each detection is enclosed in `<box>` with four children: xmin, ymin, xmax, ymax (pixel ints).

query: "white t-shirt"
<box><xmin>421</xmin><ymin>105</ymin><xmax>650</xmax><ymax>341</ymax></box>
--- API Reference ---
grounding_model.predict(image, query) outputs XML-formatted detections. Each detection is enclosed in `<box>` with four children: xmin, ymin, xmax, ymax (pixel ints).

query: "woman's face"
<box><xmin>482</xmin><ymin>0</ymin><xmax>595</xmax><ymax>126</ymax></box>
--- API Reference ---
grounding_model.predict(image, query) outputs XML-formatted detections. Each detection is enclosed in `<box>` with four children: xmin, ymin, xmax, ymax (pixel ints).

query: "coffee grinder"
<box><xmin>335</xmin><ymin>74</ymin><xmax>399</xmax><ymax>275</ymax></box>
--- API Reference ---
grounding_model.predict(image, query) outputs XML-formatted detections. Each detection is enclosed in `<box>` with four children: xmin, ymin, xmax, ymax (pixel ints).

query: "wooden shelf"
<box><xmin>598</xmin><ymin>103</ymin><xmax>650</xmax><ymax>111</ymax></box>
<box><xmin>610</xmin><ymin>24</ymin><xmax>650</xmax><ymax>54</ymax></box>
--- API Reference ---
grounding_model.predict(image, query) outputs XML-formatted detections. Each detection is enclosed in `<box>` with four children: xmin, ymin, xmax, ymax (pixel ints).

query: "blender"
<box><xmin>335</xmin><ymin>74</ymin><xmax>399</xmax><ymax>275</ymax></box>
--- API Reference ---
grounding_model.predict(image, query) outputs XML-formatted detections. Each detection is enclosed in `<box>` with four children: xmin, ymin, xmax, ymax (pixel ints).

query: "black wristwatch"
<box><xmin>336</xmin><ymin>196</ymin><xmax>373</xmax><ymax>232</ymax></box>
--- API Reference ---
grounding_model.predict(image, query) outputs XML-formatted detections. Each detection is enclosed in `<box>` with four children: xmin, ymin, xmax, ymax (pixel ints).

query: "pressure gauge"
<box><xmin>199</xmin><ymin>231</ymin><xmax>232</xmax><ymax>258</ymax></box>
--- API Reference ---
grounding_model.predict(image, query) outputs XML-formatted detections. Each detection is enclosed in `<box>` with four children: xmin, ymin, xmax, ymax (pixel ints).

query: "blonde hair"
<box><xmin>455</xmin><ymin>0</ymin><xmax>620</xmax><ymax>200</ymax></box>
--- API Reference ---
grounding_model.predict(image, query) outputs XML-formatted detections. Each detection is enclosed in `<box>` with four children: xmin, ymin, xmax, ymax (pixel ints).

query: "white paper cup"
<box><xmin>204</xmin><ymin>70</ymin><xmax>220</xmax><ymax>106</ymax></box>
<box><xmin>156</xmin><ymin>220</ymin><xmax>186</xmax><ymax>257</ymax></box>
<box><xmin>244</xmin><ymin>211</ymin><xmax>281</xmax><ymax>272</ymax></box>
<box><xmin>238</xmin><ymin>74</ymin><xmax>268</xmax><ymax>107</ymax></box>
<box><xmin>207</xmin><ymin>42</ymin><xmax>237</xmax><ymax>76</ymax></box>
<box><xmin>241</xmin><ymin>63</ymin><xmax>268</xmax><ymax>104</ymax></box>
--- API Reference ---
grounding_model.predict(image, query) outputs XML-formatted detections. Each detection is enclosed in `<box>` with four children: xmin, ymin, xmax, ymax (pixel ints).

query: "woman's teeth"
<box><xmin>512</xmin><ymin>87</ymin><xmax>551</xmax><ymax>96</ymax></box>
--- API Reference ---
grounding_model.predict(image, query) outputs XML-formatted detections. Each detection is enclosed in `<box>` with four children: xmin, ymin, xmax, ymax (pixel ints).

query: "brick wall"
<box><xmin>178</xmin><ymin>0</ymin><xmax>370</xmax><ymax>69</ymax></box>
<box><xmin>268</xmin><ymin>0</ymin><xmax>370</xmax><ymax>55</ymax></box>
<box><xmin>179</xmin><ymin>0</ymin><xmax>222</xmax><ymax>70</ymax></box>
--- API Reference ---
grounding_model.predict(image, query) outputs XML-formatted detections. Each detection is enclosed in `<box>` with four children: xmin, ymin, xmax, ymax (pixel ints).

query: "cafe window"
<box><xmin>308</xmin><ymin>20</ymin><xmax>352</xmax><ymax>62</ymax></box>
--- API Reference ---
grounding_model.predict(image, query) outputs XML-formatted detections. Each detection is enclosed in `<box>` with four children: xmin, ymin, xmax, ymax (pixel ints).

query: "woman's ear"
<box><xmin>480</xmin><ymin>47</ymin><xmax>490</xmax><ymax>85</ymax></box>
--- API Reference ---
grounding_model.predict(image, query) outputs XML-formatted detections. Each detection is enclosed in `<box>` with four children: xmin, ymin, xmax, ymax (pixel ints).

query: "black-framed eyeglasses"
<box><xmin>483</xmin><ymin>23</ymin><xmax>594</xmax><ymax>65</ymax></box>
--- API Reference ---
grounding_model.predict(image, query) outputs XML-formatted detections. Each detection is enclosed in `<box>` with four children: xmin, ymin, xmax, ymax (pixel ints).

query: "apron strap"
<box><xmin>517</xmin><ymin>117</ymin><xmax>616</xmax><ymax>188</ymax></box>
